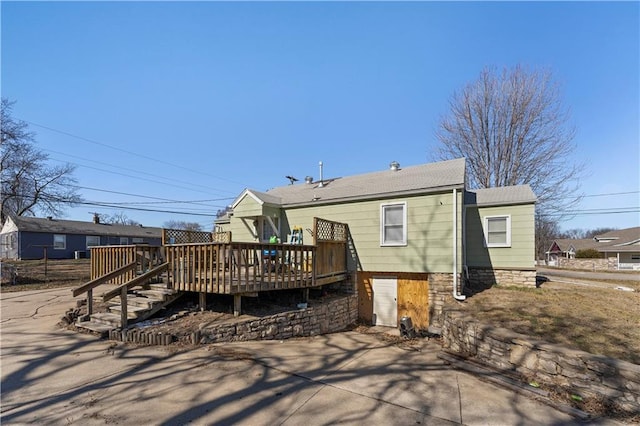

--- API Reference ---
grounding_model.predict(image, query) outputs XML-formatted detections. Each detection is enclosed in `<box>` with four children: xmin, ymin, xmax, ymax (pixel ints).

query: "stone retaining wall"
<box><xmin>111</xmin><ymin>294</ymin><xmax>359</xmax><ymax>346</ymax></box>
<box><xmin>441</xmin><ymin>310</ymin><xmax>640</xmax><ymax>415</ymax></box>
<box><xmin>428</xmin><ymin>273</ymin><xmax>457</xmax><ymax>328</ymax></box>
<box><xmin>556</xmin><ymin>257</ymin><xmax>618</xmax><ymax>271</ymax></box>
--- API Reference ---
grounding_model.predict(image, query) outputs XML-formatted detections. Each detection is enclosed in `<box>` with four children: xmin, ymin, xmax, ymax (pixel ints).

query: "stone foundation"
<box><xmin>467</xmin><ymin>267</ymin><xmax>536</xmax><ymax>289</ymax></box>
<box><xmin>442</xmin><ymin>310</ymin><xmax>640</xmax><ymax>416</ymax></box>
<box><xmin>428</xmin><ymin>273</ymin><xmax>455</xmax><ymax>328</ymax></box>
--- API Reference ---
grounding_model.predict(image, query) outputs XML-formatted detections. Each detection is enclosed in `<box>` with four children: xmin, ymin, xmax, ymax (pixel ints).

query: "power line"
<box><xmin>72</xmin><ymin>185</ymin><xmax>234</xmax><ymax>207</ymax></box>
<box><xmin>7</xmin><ymin>193</ymin><xmax>222</xmax><ymax>217</ymax></box>
<box><xmin>44</xmin><ymin>147</ymin><xmax>237</xmax><ymax>196</ymax></box>
<box><xmin>48</xmin><ymin>156</ymin><xmax>221</xmax><ymax>196</ymax></box>
<box><xmin>77</xmin><ymin>201</ymin><xmax>219</xmax><ymax>217</ymax></box>
<box><xmin>582</xmin><ymin>191</ymin><xmax>639</xmax><ymax>198</ymax></box>
<box><xmin>23</xmin><ymin>119</ymin><xmax>250</xmax><ymax>188</ymax></box>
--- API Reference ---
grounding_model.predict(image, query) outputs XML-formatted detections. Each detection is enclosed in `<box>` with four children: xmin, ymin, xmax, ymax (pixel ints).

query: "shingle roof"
<box><xmin>594</xmin><ymin>227</ymin><xmax>640</xmax><ymax>244</ymax></box>
<box><xmin>8</xmin><ymin>216</ymin><xmax>162</xmax><ymax>238</ymax></box>
<box><xmin>261</xmin><ymin>158</ymin><xmax>467</xmax><ymax>207</ymax></box>
<box><xmin>464</xmin><ymin>185</ymin><xmax>537</xmax><ymax>206</ymax></box>
<box><xmin>549</xmin><ymin>227</ymin><xmax>640</xmax><ymax>254</ymax></box>
<box><xmin>551</xmin><ymin>239</ymin><xmax>599</xmax><ymax>253</ymax></box>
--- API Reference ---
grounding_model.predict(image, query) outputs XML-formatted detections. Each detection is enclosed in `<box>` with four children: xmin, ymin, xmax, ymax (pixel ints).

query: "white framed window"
<box><xmin>119</xmin><ymin>237</ymin><xmax>129</xmax><ymax>245</ymax></box>
<box><xmin>86</xmin><ymin>236</ymin><xmax>100</xmax><ymax>249</ymax></box>
<box><xmin>53</xmin><ymin>234</ymin><xmax>66</xmax><ymax>250</ymax></box>
<box><xmin>132</xmin><ymin>238</ymin><xmax>144</xmax><ymax>244</ymax></box>
<box><xmin>380</xmin><ymin>202</ymin><xmax>407</xmax><ymax>246</ymax></box>
<box><xmin>483</xmin><ymin>215</ymin><xmax>511</xmax><ymax>247</ymax></box>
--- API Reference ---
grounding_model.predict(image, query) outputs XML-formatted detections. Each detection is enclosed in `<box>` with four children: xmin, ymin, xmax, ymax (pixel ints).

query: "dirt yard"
<box><xmin>1</xmin><ymin>259</ymin><xmax>91</xmax><ymax>291</ymax></box>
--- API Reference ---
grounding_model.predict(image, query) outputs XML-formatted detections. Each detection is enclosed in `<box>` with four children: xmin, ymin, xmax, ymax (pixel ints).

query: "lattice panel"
<box><xmin>314</xmin><ymin>218</ymin><xmax>348</xmax><ymax>242</ymax></box>
<box><xmin>162</xmin><ymin>228</ymin><xmax>213</xmax><ymax>245</ymax></box>
<box><xmin>211</xmin><ymin>231</ymin><xmax>232</xmax><ymax>243</ymax></box>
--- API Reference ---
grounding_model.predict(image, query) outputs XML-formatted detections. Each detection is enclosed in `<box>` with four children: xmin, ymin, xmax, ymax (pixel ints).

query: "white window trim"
<box><xmin>53</xmin><ymin>234</ymin><xmax>66</xmax><ymax>250</ymax></box>
<box><xmin>380</xmin><ymin>202</ymin><xmax>407</xmax><ymax>247</ymax></box>
<box><xmin>483</xmin><ymin>215</ymin><xmax>511</xmax><ymax>248</ymax></box>
<box><xmin>132</xmin><ymin>238</ymin><xmax>144</xmax><ymax>244</ymax></box>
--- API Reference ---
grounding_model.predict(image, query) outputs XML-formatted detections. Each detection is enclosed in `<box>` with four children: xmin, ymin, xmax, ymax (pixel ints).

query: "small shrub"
<box><xmin>575</xmin><ymin>248</ymin><xmax>601</xmax><ymax>259</ymax></box>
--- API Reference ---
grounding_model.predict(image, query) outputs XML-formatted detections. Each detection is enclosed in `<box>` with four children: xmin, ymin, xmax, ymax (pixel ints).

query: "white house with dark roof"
<box><xmin>216</xmin><ymin>158</ymin><xmax>537</xmax><ymax>329</ymax></box>
<box><xmin>547</xmin><ymin>227</ymin><xmax>640</xmax><ymax>270</ymax></box>
<box><xmin>0</xmin><ymin>215</ymin><xmax>162</xmax><ymax>260</ymax></box>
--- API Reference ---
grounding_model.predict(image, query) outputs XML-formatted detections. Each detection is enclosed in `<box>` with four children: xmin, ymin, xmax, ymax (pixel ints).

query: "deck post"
<box><xmin>120</xmin><ymin>287</ymin><xmax>128</xmax><ymax>329</ymax></box>
<box><xmin>233</xmin><ymin>294</ymin><xmax>241</xmax><ymax>317</ymax></box>
<box><xmin>87</xmin><ymin>288</ymin><xmax>93</xmax><ymax>316</ymax></box>
<box><xmin>302</xmin><ymin>288</ymin><xmax>309</xmax><ymax>303</ymax></box>
<box><xmin>199</xmin><ymin>292</ymin><xmax>207</xmax><ymax>311</ymax></box>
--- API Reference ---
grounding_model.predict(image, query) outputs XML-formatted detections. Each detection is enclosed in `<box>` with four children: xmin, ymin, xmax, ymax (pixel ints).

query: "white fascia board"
<box><xmin>231</xmin><ymin>189</ymin><xmax>265</xmax><ymax>209</ymax></box>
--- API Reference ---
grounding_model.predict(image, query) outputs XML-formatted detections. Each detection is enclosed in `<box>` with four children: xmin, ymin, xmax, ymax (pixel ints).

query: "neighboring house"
<box><xmin>216</xmin><ymin>158</ymin><xmax>537</xmax><ymax>328</ymax></box>
<box><xmin>546</xmin><ymin>239</ymin><xmax>601</xmax><ymax>262</ymax></box>
<box><xmin>0</xmin><ymin>215</ymin><xmax>162</xmax><ymax>260</ymax></box>
<box><xmin>546</xmin><ymin>227</ymin><xmax>640</xmax><ymax>270</ymax></box>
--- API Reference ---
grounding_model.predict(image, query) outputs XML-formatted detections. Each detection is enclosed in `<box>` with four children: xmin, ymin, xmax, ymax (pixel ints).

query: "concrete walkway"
<box><xmin>0</xmin><ymin>287</ymin><xmax>618</xmax><ymax>425</ymax></box>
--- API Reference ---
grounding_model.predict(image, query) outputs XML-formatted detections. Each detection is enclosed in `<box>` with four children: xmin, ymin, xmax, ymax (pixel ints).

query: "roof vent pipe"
<box><xmin>318</xmin><ymin>161</ymin><xmax>324</xmax><ymax>187</ymax></box>
<box><xmin>305</xmin><ymin>176</ymin><xmax>313</xmax><ymax>184</ymax></box>
<box><xmin>390</xmin><ymin>161</ymin><xmax>400</xmax><ymax>171</ymax></box>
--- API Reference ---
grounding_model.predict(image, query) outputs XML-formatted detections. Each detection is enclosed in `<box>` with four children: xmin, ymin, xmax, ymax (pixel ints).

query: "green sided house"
<box><xmin>217</xmin><ymin>158</ymin><xmax>537</xmax><ymax>330</ymax></box>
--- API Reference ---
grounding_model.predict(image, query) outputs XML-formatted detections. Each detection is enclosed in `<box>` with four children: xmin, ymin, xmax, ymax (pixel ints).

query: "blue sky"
<box><xmin>2</xmin><ymin>1</ymin><xmax>638</xmax><ymax>231</ymax></box>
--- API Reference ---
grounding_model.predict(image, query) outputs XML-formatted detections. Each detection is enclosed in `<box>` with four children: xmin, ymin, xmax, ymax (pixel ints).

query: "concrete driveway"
<box><xmin>0</xmin><ymin>287</ymin><xmax>611</xmax><ymax>425</ymax></box>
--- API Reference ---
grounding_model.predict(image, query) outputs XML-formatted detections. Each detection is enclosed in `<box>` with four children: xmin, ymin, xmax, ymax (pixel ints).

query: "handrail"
<box><xmin>102</xmin><ymin>262</ymin><xmax>169</xmax><ymax>302</ymax></box>
<box><xmin>72</xmin><ymin>262</ymin><xmax>137</xmax><ymax>298</ymax></box>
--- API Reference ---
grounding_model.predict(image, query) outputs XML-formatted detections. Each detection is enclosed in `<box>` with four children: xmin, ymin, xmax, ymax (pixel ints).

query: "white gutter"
<box><xmin>453</xmin><ymin>188</ymin><xmax>466</xmax><ymax>301</ymax></box>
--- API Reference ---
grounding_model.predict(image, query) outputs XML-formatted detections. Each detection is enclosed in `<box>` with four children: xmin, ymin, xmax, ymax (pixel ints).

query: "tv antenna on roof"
<box><xmin>285</xmin><ymin>175</ymin><xmax>298</xmax><ymax>185</ymax></box>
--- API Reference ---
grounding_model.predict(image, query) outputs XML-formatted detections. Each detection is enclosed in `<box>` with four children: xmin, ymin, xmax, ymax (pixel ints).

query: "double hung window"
<box><xmin>484</xmin><ymin>215</ymin><xmax>511</xmax><ymax>247</ymax></box>
<box><xmin>381</xmin><ymin>202</ymin><xmax>407</xmax><ymax>246</ymax></box>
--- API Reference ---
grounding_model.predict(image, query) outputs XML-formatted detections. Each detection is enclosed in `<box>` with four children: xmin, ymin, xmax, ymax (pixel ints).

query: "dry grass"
<box><xmin>457</xmin><ymin>280</ymin><xmax>640</xmax><ymax>364</ymax></box>
<box><xmin>1</xmin><ymin>259</ymin><xmax>91</xmax><ymax>292</ymax></box>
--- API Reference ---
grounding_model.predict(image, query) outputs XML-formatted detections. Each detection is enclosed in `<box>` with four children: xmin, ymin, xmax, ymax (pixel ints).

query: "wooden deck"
<box><xmin>88</xmin><ymin>218</ymin><xmax>349</xmax><ymax>296</ymax></box>
<box><xmin>74</xmin><ymin>218</ymin><xmax>349</xmax><ymax>326</ymax></box>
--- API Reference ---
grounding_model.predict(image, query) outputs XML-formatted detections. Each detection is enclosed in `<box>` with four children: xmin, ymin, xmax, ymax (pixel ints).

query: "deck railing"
<box><xmin>164</xmin><ymin>242</ymin><xmax>317</xmax><ymax>294</ymax></box>
<box><xmin>86</xmin><ymin>218</ymin><xmax>349</xmax><ymax>295</ymax></box>
<box><xmin>90</xmin><ymin>245</ymin><xmax>164</xmax><ymax>284</ymax></box>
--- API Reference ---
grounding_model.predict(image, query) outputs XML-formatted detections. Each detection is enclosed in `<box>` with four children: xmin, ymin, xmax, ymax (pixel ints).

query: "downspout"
<box><xmin>452</xmin><ymin>188</ymin><xmax>466</xmax><ymax>301</ymax></box>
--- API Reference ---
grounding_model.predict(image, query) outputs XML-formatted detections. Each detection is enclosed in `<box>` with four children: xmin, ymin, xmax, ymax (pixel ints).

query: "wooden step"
<box><xmin>108</xmin><ymin>304</ymin><xmax>149</xmax><ymax>318</ymax></box>
<box><xmin>109</xmin><ymin>295</ymin><xmax>155</xmax><ymax>309</ymax></box>
<box><xmin>147</xmin><ymin>283</ymin><xmax>169</xmax><ymax>290</ymax></box>
<box><xmin>89</xmin><ymin>312</ymin><xmax>123</xmax><ymax>327</ymax></box>
<box><xmin>75</xmin><ymin>320</ymin><xmax>115</xmax><ymax>334</ymax></box>
<box><xmin>135</xmin><ymin>289</ymin><xmax>177</xmax><ymax>300</ymax></box>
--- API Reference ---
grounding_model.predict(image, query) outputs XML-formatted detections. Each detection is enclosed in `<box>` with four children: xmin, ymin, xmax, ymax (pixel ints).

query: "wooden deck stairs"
<box><xmin>73</xmin><ymin>261</ymin><xmax>182</xmax><ymax>333</ymax></box>
<box><xmin>77</xmin><ymin>282</ymin><xmax>182</xmax><ymax>333</ymax></box>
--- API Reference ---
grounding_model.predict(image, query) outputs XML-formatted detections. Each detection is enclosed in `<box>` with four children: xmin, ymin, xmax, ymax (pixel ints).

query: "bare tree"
<box><xmin>536</xmin><ymin>216</ymin><xmax>561</xmax><ymax>260</ymax></box>
<box><xmin>163</xmin><ymin>220</ymin><xmax>203</xmax><ymax>231</ymax></box>
<box><xmin>102</xmin><ymin>211</ymin><xmax>140</xmax><ymax>226</ymax></box>
<box><xmin>558</xmin><ymin>227</ymin><xmax>618</xmax><ymax>239</ymax></box>
<box><xmin>435</xmin><ymin>65</ymin><xmax>583</xmax><ymax>216</ymax></box>
<box><xmin>1</xmin><ymin>98</ymin><xmax>81</xmax><ymax>223</ymax></box>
